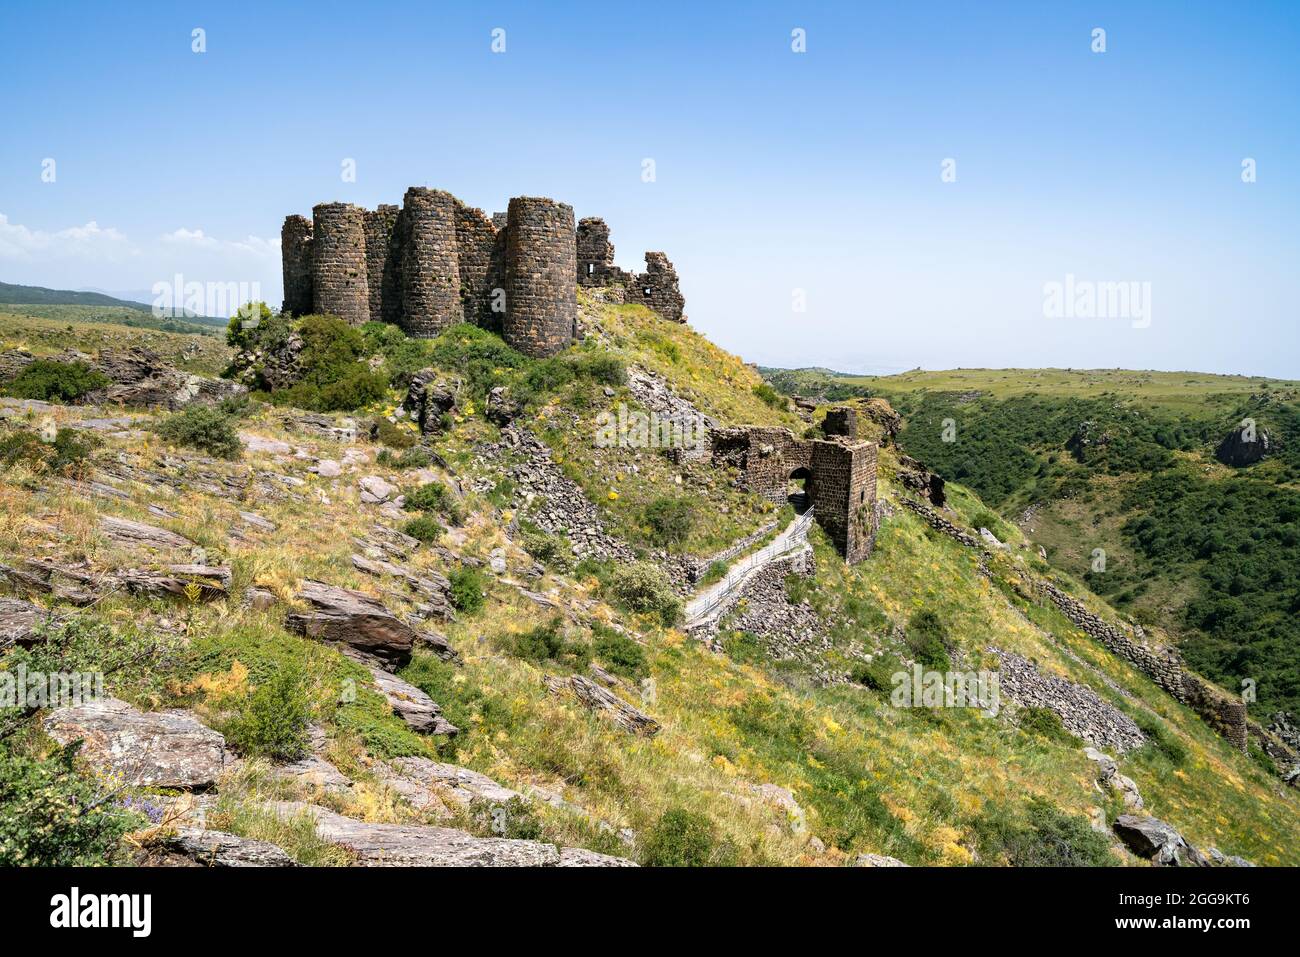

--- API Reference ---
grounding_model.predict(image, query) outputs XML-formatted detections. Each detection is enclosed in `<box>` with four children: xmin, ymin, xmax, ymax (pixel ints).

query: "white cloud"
<box><xmin>0</xmin><ymin>213</ymin><xmax>283</xmax><ymax>307</ymax></box>
<box><xmin>0</xmin><ymin>213</ymin><xmax>136</xmax><ymax>262</ymax></box>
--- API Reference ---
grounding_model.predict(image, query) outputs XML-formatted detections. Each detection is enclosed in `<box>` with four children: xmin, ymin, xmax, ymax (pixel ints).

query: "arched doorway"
<box><xmin>787</xmin><ymin>466</ymin><xmax>813</xmax><ymax>514</ymax></box>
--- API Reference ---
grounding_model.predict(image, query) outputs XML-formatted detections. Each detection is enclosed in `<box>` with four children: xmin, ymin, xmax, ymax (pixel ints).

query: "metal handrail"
<box><xmin>685</xmin><ymin>509</ymin><xmax>814</xmax><ymax>626</ymax></box>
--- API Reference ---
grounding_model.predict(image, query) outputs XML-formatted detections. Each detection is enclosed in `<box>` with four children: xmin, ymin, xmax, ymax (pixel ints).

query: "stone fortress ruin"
<box><xmin>282</xmin><ymin>184</ymin><xmax>873</xmax><ymax>565</ymax></box>
<box><xmin>281</xmin><ymin>188</ymin><xmax>686</xmax><ymax>358</ymax></box>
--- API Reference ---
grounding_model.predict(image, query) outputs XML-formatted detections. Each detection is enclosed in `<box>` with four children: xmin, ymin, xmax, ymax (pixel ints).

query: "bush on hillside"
<box><xmin>154</xmin><ymin>406</ymin><xmax>242</xmax><ymax>459</ymax></box>
<box><xmin>904</xmin><ymin>609</ymin><xmax>951</xmax><ymax>670</ymax></box>
<box><xmin>0</xmin><ymin>745</ymin><xmax>142</xmax><ymax>866</ymax></box>
<box><xmin>3</xmin><ymin>359</ymin><xmax>108</xmax><ymax>402</ymax></box>
<box><xmin>753</xmin><ymin>382</ymin><xmax>786</xmax><ymax>410</ymax></box>
<box><xmin>643</xmin><ymin>496</ymin><xmax>694</xmax><ymax>548</ymax></box>
<box><xmin>640</xmin><ymin>808</ymin><xmax>737</xmax><ymax>867</ymax></box>
<box><xmin>968</xmin><ymin>797</ymin><xmax>1113</xmax><ymax>867</ymax></box>
<box><xmin>219</xmin><ymin>663</ymin><xmax>311</xmax><ymax>761</ymax></box>
<box><xmin>609</xmin><ymin>562</ymin><xmax>681</xmax><ymax>626</ymax></box>
<box><xmin>0</xmin><ymin>426</ymin><xmax>98</xmax><ymax>477</ymax></box>
<box><xmin>592</xmin><ymin>624</ymin><xmax>647</xmax><ymax>679</ymax></box>
<box><xmin>448</xmin><ymin>567</ymin><xmax>486</xmax><ymax>614</ymax></box>
<box><xmin>404</xmin><ymin>481</ymin><xmax>462</xmax><ymax>523</ymax></box>
<box><xmin>403</xmin><ymin>514</ymin><xmax>445</xmax><ymax>543</ymax></box>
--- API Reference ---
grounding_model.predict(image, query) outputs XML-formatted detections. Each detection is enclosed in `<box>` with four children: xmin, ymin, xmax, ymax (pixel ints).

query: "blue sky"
<box><xmin>2</xmin><ymin>1</ymin><xmax>1297</xmax><ymax>377</ymax></box>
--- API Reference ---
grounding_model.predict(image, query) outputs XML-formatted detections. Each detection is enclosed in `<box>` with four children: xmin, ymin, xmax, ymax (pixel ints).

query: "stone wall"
<box><xmin>280</xmin><ymin>215</ymin><xmax>314</xmax><ymax>316</ymax></box>
<box><xmin>708</xmin><ymin>426</ymin><xmax>876</xmax><ymax>564</ymax></box>
<box><xmin>897</xmin><ymin>495</ymin><xmax>1250</xmax><ymax>753</ymax></box>
<box><xmin>454</xmin><ymin>199</ymin><xmax>501</xmax><ymax>327</ymax></box>
<box><xmin>624</xmin><ymin>252</ymin><xmax>686</xmax><ymax>323</ymax></box>
<box><xmin>310</xmin><ymin>203</ymin><xmax>370</xmax><ymax>325</ymax></box>
<box><xmin>576</xmin><ymin>217</ymin><xmax>617</xmax><ymax>286</ymax></box>
<box><xmin>504</xmin><ymin>197</ymin><xmax>577</xmax><ymax>358</ymax></box>
<box><xmin>810</xmin><ymin>440</ymin><xmax>877</xmax><ymax>563</ymax></box>
<box><xmin>399</xmin><ymin>187</ymin><xmax>462</xmax><ymax>337</ymax></box>
<box><xmin>822</xmin><ymin>407</ymin><xmax>858</xmax><ymax>439</ymax></box>
<box><xmin>363</xmin><ymin>204</ymin><xmax>401</xmax><ymax>325</ymax></box>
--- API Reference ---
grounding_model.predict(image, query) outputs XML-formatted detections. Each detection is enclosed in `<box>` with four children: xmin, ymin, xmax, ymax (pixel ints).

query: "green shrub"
<box><xmin>403</xmin><ymin>514</ymin><xmax>445</xmax><ymax>543</ymax></box>
<box><xmin>467</xmin><ymin>796</ymin><xmax>543</xmax><ymax>840</ymax></box>
<box><xmin>225</xmin><ymin>301</ymin><xmax>276</xmax><ymax>349</ymax></box>
<box><xmin>752</xmin><ymin>383</ymin><xmax>786</xmax><ymax>410</ymax></box>
<box><xmin>3</xmin><ymin>359</ymin><xmax>108</xmax><ymax>402</ymax></box>
<box><xmin>699</xmin><ymin>560</ymin><xmax>728</xmax><ymax>585</ymax></box>
<box><xmin>905</xmin><ymin>609</ymin><xmax>951</xmax><ymax>670</ymax></box>
<box><xmin>377</xmin><ymin>446</ymin><xmax>432</xmax><ymax>469</ymax></box>
<box><xmin>609</xmin><ymin>562</ymin><xmax>681</xmax><ymax>626</ymax></box>
<box><xmin>1248</xmin><ymin>740</ymin><xmax>1278</xmax><ymax>776</ymax></box>
<box><xmin>509</xmin><ymin>617</ymin><xmax>588</xmax><ymax>668</ymax></box>
<box><xmin>643</xmin><ymin>497</ymin><xmax>694</xmax><ymax>548</ymax></box>
<box><xmin>519</xmin><ymin>529</ymin><xmax>571</xmax><ymax>570</ymax></box>
<box><xmin>404</xmin><ymin>482</ymin><xmax>462</xmax><ymax>523</ymax></box>
<box><xmin>849</xmin><ymin>653</ymin><xmax>903</xmax><ymax>693</ymax></box>
<box><xmin>574</xmin><ymin>353</ymin><xmax>627</xmax><ymax>386</ymax></box>
<box><xmin>258</xmin><ymin>314</ymin><xmax>390</xmax><ymax>412</ymax></box>
<box><xmin>448</xmin><ymin>567</ymin><xmax>486</xmax><ymax>614</ymax></box>
<box><xmin>640</xmin><ymin>808</ymin><xmax>736</xmax><ymax>867</ymax></box>
<box><xmin>968</xmin><ymin>797</ymin><xmax>1113</xmax><ymax>867</ymax></box>
<box><xmin>0</xmin><ymin>427</ymin><xmax>98</xmax><ymax>477</ymax></box>
<box><xmin>219</xmin><ymin>664</ymin><xmax>311</xmax><ymax>761</ymax></box>
<box><xmin>592</xmin><ymin>625</ymin><xmax>647</xmax><ymax>679</ymax></box>
<box><xmin>1132</xmin><ymin>710</ymin><xmax>1188</xmax><ymax>766</ymax></box>
<box><xmin>373</xmin><ymin>419</ymin><xmax>416</xmax><ymax>449</ymax></box>
<box><xmin>155</xmin><ymin>406</ymin><xmax>241</xmax><ymax>459</ymax></box>
<box><xmin>1017</xmin><ymin>706</ymin><xmax>1079</xmax><ymax>745</ymax></box>
<box><xmin>0</xmin><ymin>744</ymin><xmax>142</xmax><ymax>865</ymax></box>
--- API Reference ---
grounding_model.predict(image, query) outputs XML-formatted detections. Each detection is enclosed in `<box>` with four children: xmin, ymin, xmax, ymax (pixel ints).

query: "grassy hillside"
<box><xmin>0</xmin><ymin>310</ymin><xmax>230</xmax><ymax>375</ymax></box>
<box><xmin>764</xmin><ymin>365</ymin><xmax>1300</xmax><ymax>717</ymax></box>
<box><xmin>1</xmin><ymin>306</ymin><xmax>1297</xmax><ymax>866</ymax></box>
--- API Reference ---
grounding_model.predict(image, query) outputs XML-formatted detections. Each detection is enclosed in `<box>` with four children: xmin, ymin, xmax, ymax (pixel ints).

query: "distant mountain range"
<box><xmin>0</xmin><ymin>280</ymin><xmax>226</xmax><ymax>327</ymax></box>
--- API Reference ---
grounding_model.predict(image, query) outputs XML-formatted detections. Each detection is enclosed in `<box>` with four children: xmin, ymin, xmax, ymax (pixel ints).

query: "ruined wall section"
<box><xmin>363</xmin><ymin>204</ymin><xmax>401</xmax><ymax>325</ymax></box>
<box><xmin>823</xmin><ymin>407</ymin><xmax>858</xmax><ymax>439</ymax></box>
<box><xmin>311</xmin><ymin>203</ymin><xmax>370</xmax><ymax>325</ymax></box>
<box><xmin>399</xmin><ymin>187</ymin><xmax>462</xmax><ymax>338</ymax></box>
<box><xmin>577</xmin><ymin>217</ymin><xmax>620</xmax><ymax>286</ymax></box>
<box><xmin>504</xmin><ymin>197</ymin><xmax>576</xmax><ymax>358</ymax></box>
<box><xmin>453</xmin><ymin>200</ymin><xmax>501</xmax><ymax>328</ymax></box>
<box><xmin>280</xmin><ymin>215</ymin><xmax>314</xmax><ymax>316</ymax></box>
<box><xmin>626</xmin><ymin>252</ymin><xmax>686</xmax><ymax>323</ymax></box>
<box><xmin>809</xmin><ymin>440</ymin><xmax>877</xmax><ymax>565</ymax></box>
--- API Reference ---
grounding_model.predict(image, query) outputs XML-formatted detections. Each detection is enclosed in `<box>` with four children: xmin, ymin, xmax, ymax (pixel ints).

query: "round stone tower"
<box><xmin>399</xmin><ymin>187</ymin><xmax>462</xmax><ymax>337</ymax></box>
<box><xmin>280</xmin><ymin>215</ymin><xmax>314</xmax><ymax>316</ymax></box>
<box><xmin>310</xmin><ymin>203</ymin><xmax>370</xmax><ymax>325</ymax></box>
<box><xmin>504</xmin><ymin>196</ymin><xmax>576</xmax><ymax>357</ymax></box>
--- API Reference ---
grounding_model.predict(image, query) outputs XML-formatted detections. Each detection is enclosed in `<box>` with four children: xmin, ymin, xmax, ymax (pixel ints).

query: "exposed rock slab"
<box><xmin>383</xmin><ymin>757</ymin><xmax>520</xmax><ymax>807</ymax></box>
<box><xmin>0</xmin><ymin>597</ymin><xmax>50</xmax><ymax>649</ymax></box>
<box><xmin>1113</xmin><ymin>814</ymin><xmax>1209</xmax><ymax>867</ymax></box>
<box><xmin>99</xmin><ymin>515</ymin><xmax>194</xmax><ymax>551</ymax></box>
<box><xmin>44</xmin><ymin>697</ymin><xmax>227</xmax><ymax>789</ymax></box>
<box><xmin>368</xmin><ymin>668</ymin><xmax>458</xmax><ymax>735</ymax></box>
<box><xmin>545</xmin><ymin>674</ymin><xmax>660</xmax><ymax>737</ymax></box>
<box><xmin>269</xmin><ymin>802</ymin><xmax>561</xmax><ymax>866</ymax></box>
<box><xmin>161</xmin><ymin>828</ymin><xmax>297</xmax><ymax>867</ymax></box>
<box><xmin>286</xmin><ymin>579</ymin><xmax>456</xmax><ymax>669</ymax></box>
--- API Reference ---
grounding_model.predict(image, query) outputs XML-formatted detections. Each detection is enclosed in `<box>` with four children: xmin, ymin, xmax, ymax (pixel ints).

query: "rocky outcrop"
<box><xmin>381</xmin><ymin>757</ymin><xmax>521</xmax><ymax>807</ymax></box>
<box><xmin>350</xmin><ymin>553</ymin><xmax>454</xmax><ymax>620</ymax></box>
<box><xmin>1083</xmin><ymin>747</ymin><xmax>1144</xmax><ymax>810</ymax></box>
<box><xmin>403</xmin><ymin>368</ymin><xmax>457</xmax><ymax>434</ymax></box>
<box><xmin>1215</xmin><ymin>423</ymin><xmax>1270</xmax><ymax>466</ymax></box>
<box><xmin>1113</xmin><ymin>814</ymin><xmax>1209</xmax><ymax>867</ymax></box>
<box><xmin>0</xmin><ymin>597</ymin><xmax>49</xmax><ymax>649</ymax></box>
<box><xmin>98</xmin><ymin>515</ymin><xmax>195</xmax><ymax>552</ymax></box>
<box><xmin>160</xmin><ymin>829</ymin><xmax>297</xmax><ymax>867</ymax></box>
<box><xmin>43</xmin><ymin>697</ymin><xmax>228</xmax><ymax>789</ymax></box>
<box><xmin>544</xmin><ymin>674</ymin><xmax>660</xmax><ymax>737</ymax></box>
<box><xmin>855</xmin><ymin>853</ymin><xmax>909</xmax><ymax>867</ymax></box>
<box><xmin>268</xmin><ymin>802</ymin><xmax>635</xmax><ymax>867</ymax></box>
<box><xmin>368</xmin><ymin>667</ymin><xmax>458</xmax><ymax>735</ymax></box>
<box><xmin>994</xmin><ymin>649</ymin><xmax>1147</xmax><ymax>754</ymax></box>
<box><xmin>285</xmin><ymin>579</ymin><xmax>457</xmax><ymax>670</ymax></box>
<box><xmin>474</xmin><ymin>426</ymin><xmax>636</xmax><ymax>563</ymax></box>
<box><xmin>895</xmin><ymin>454</ymin><xmax>945</xmax><ymax>507</ymax></box>
<box><xmin>858</xmin><ymin>398</ymin><xmax>902</xmax><ymax>445</ymax></box>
